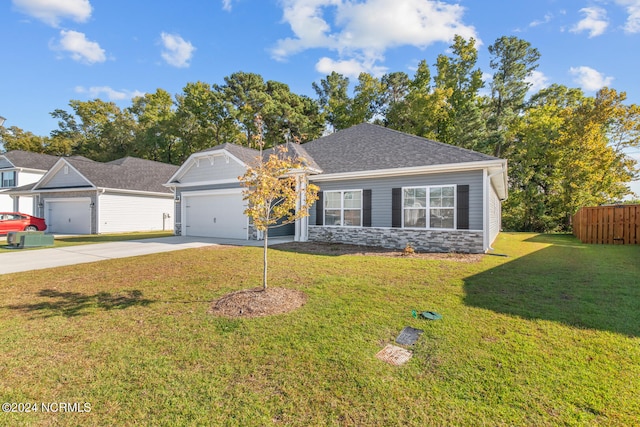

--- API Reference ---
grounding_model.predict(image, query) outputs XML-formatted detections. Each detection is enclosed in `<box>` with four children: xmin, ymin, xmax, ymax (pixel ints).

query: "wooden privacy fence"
<box><xmin>572</xmin><ymin>205</ymin><xmax>640</xmax><ymax>245</ymax></box>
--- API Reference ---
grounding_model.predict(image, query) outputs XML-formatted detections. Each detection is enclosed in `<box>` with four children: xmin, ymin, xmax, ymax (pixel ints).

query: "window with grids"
<box><xmin>403</xmin><ymin>186</ymin><xmax>455</xmax><ymax>229</ymax></box>
<box><xmin>324</xmin><ymin>190</ymin><xmax>362</xmax><ymax>226</ymax></box>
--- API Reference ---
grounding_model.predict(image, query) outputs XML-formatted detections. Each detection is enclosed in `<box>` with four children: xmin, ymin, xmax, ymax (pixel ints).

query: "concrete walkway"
<box><xmin>0</xmin><ymin>236</ymin><xmax>294</xmax><ymax>275</ymax></box>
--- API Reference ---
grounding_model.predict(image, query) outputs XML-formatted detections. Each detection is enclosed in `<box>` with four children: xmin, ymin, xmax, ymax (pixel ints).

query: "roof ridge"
<box><xmin>357</xmin><ymin>123</ymin><xmax>498</xmax><ymax>159</ymax></box>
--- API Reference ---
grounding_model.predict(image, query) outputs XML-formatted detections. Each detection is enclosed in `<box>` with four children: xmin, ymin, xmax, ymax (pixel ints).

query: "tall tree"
<box><xmin>434</xmin><ymin>35</ymin><xmax>485</xmax><ymax>149</ymax></box>
<box><xmin>351</xmin><ymin>73</ymin><xmax>385</xmax><ymax>124</ymax></box>
<box><xmin>262</xmin><ymin>80</ymin><xmax>324</xmax><ymax>146</ymax></box>
<box><xmin>128</xmin><ymin>89</ymin><xmax>176</xmax><ymax>163</ymax></box>
<box><xmin>313</xmin><ymin>72</ymin><xmax>352</xmax><ymax>132</ymax></box>
<box><xmin>381</xmin><ymin>72</ymin><xmax>412</xmax><ymax>129</ymax></box>
<box><xmin>219</xmin><ymin>72</ymin><xmax>270</xmax><ymax>148</ymax></box>
<box><xmin>387</xmin><ymin>60</ymin><xmax>452</xmax><ymax>140</ymax></box>
<box><xmin>50</xmin><ymin>99</ymin><xmax>126</xmax><ymax>161</ymax></box>
<box><xmin>554</xmin><ymin>88</ymin><xmax>637</xmax><ymax>220</ymax></box>
<box><xmin>486</xmin><ymin>36</ymin><xmax>541</xmax><ymax>157</ymax></box>
<box><xmin>0</xmin><ymin>126</ymin><xmax>72</xmax><ymax>155</ymax></box>
<box><xmin>174</xmin><ymin>81</ymin><xmax>240</xmax><ymax>162</ymax></box>
<box><xmin>503</xmin><ymin>84</ymin><xmax>638</xmax><ymax>231</ymax></box>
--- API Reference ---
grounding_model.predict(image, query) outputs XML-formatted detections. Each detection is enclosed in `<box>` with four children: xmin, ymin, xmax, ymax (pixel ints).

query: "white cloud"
<box><xmin>570</xmin><ymin>7</ymin><xmax>609</xmax><ymax>37</ymax></box>
<box><xmin>75</xmin><ymin>86</ymin><xmax>145</xmax><ymax>101</ymax></box>
<box><xmin>315</xmin><ymin>56</ymin><xmax>387</xmax><ymax>78</ymax></box>
<box><xmin>272</xmin><ymin>0</ymin><xmax>478</xmax><ymax>73</ymax></box>
<box><xmin>529</xmin><ymin>13</ymin><xmax>553</xmax><ymax>28</ymax></box>
<box><xmin>526</xmin><ymin>70</ymin><xmax>550</xmax><ymax>93</ymax></box>
<box><xmin>160</xmin><ymin>32</ymin><xmax>196</xmax><ymax>68</ymax></box>
<box><xmin>54</xmin><ymin>30</ymin><xmax>106</xmax><ymax>64</ymax></box>
<box><xmin>13</xmin><ymin>0</ymin><xmax>92</xmax><ymax>27</ymax></box>
<box><xmin>615</xmin><ymin>0</ymin><xmax>640</xmax><ymax>33</ymax></box>
<box><xmin>569</xmin><ymin>66</ymin><xmax>614</xmax><ymax>91</ymax></box>
<box><xmin>221</xmin><ymin>0</ymin><xmax>234</xmax><ymax>11</ymax></box>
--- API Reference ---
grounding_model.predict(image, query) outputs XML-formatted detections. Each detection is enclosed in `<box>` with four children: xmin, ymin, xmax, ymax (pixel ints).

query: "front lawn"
<box><xmin>0</xmin><ymin>233</ymin><xmax>638</xmax><ymax>425</ymax></box>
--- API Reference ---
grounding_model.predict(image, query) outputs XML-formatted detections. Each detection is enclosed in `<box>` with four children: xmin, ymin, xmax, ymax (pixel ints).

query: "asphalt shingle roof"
<box><xmin>193</xmin><ymin>141</ymin><xmax>322</xmax><ymax>172</ymax></box>
<box><xmin>1</xmin><ymin>150</ymin><xmax>59</xmax><ymax>171</ymax></box>
<box><xmin>64</xmin><ymin>157</ymin><xmax>179</xmax><ymax>193</ymax></box>
<box><xmin>301</xmin><ymin>123</ymin><xmax>499</xmax><ymax>174</ymax></box>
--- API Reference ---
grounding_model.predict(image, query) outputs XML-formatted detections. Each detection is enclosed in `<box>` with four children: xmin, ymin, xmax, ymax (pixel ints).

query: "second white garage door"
<box><xmin>45</xmin><ymin>198</ymin><xmax>92</xmax><ymax>234</ymax></box>
<box><xmin>183</xmin><ymin>190</ymin><xmax>248</xmax><ymax>239</ymax></box>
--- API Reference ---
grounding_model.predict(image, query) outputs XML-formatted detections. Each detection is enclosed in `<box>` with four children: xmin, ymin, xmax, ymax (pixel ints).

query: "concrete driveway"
<box><xmin>0</xmin><ymin>236</ymin><xmax>293</xmax><ymax>275</ymax></box>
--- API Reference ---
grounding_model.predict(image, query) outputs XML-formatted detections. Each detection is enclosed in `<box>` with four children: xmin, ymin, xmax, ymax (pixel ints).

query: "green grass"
<box><xmin>0</xmin><ymin>233</ymin><xmax>638</xmax><ymax>426</ymax></box>
<box><xmin>0</xmin><ymin>231</ymin><xmax>173</xmax><ymax>252</ymax></box>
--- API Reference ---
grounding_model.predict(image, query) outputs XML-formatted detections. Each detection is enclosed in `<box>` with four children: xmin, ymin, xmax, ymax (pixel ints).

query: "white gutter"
<box><xmin>164</xmin><ymin>178</ymin><xmax>239</xmax><ymax>188</ymax></box>
<box><xmin>28</xmin><ymin>186</ymin><xmax>173</xmax><ymax>197</ymax></box>
<box><xmin>310</xmin><ymin>160</ymin><xmax>506</xmax><ymax>182</ymax></box>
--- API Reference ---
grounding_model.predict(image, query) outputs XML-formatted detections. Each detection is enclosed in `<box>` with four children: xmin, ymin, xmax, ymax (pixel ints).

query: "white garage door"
<box><xmin>45</xmin><ymin>198</ymin><xmax>91</xmax><ymax>234</ymax></box>
<box><xmin>183</xmin><ymin>190</ymin><xmax>247</xmax><ymax>239</ymax></box>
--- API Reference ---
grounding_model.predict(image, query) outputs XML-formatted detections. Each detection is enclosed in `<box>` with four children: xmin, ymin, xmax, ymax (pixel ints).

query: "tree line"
<box><xmin>1</xmin><ymin>35</ymin><xmax>639</xmax><ymax>232</ymax></box>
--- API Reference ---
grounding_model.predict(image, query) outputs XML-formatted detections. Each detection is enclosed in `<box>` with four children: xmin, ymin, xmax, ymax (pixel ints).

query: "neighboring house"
<box><xmin>0</xmin><ymin>150</ymin><xmax>59</xmax><ymax>214</ymax></box>
<box><xmin>166</xmin><ymin>123</ymin><xmax>508</xmax><ymax>253</ymax></box>
<box><xmin>9</xmin><ymin>156</ymin><xmax>178</xmax><ymax>234</ymax></box>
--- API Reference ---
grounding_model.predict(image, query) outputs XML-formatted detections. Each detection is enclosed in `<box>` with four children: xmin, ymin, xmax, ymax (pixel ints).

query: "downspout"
<box><xmin>95</xmin><ymin>189</ymin><xmax>105</xmax><ymax>234</ymax></box>
<box><xmin>169</xmin><ymin>185</ymin><xmax>178</xmax><ymax>235</ymax></box>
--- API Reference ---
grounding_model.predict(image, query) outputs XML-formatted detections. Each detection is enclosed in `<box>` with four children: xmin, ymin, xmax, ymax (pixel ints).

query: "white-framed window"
<box><xmin>1</xmin><ymin>171</ymin><xmax>16</xmax><ymax>188</ymax></box>
<box><xmin>324</xmin><ymin>190</ymin><xmax>362</xmax><ymax>226</ymax></box>
<box><xmin>403</xmin><ymin>185</ymin><xmax>455</xmax><ymax>229</ymax></box>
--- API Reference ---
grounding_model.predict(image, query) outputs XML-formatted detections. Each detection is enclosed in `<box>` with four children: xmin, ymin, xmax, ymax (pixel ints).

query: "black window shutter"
<box><xmin>363</xmin><ymin>189</ymin><xmax>372</xmax><ymax>227</ymax></box>
<box><xmin>457</xmin><ymin>185</ymin><xmax>469</xmax><ymax>230</ymax></box>
<box><xmin>316</xmin><ymin>191</ymin><xmax>324</xmax><ymax>226</ymax></box>
<box><xmin>392</xmin><ymin>188</ymin><xmax>402</xmax><ymax>228</ymax></box>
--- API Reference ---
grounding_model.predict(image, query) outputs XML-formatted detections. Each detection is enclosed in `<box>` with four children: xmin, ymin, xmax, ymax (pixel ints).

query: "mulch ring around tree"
<box><xmin>209</xmin><ymin>287</ymin><xmax>307</xmax><ymax>318</ymax></box>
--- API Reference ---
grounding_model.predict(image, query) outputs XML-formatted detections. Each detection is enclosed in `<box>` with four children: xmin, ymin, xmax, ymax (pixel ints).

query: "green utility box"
<box><xmin>7</xmin><ymin>231</ymin><xmax>54</xmax><ymax>248</ymax></box>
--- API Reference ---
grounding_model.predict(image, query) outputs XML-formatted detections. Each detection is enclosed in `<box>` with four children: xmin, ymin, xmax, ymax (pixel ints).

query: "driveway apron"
<box><xmin>0</xmin><ymin>236</ymin><xmax>293</xmax><ymax>274</ymax></box>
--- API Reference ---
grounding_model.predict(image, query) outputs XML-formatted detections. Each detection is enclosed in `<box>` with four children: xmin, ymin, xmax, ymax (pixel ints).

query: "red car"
<box><xmin>0</xmin><ymin>212</ymin><xmax>47</xmax><ymax>234</ymax></box>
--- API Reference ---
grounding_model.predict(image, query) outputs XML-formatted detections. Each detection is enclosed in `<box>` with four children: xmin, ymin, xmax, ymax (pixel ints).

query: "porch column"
<box><xmin>295</xmin><ymin>175</ymin><xmax>309</xmax><ymax>242</ymax></box>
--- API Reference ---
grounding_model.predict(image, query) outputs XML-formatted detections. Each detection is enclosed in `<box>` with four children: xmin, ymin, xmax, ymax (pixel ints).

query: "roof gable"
<box><xmin>167</xmin><ymin>143</ymin><xmax>259</xmax><ymax>185</ymax></box>
<box><xmin>34</xmin><ymin>158</ymin><xmax>93</xmax><ymax>190</ymax></box>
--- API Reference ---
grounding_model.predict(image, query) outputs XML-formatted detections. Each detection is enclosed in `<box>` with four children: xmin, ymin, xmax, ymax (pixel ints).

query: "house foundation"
<box><xmin>308</xmin><ymin>226</ymin><xmax>485</xmax><ymax>253</ymax></box>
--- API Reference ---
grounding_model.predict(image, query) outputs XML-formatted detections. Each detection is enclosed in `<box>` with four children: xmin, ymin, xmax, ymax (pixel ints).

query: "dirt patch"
<box><xmin>275</xmin><ymin>241</ymin><xmax>483</xmax><ymax>262</ymax></box>
<box><xmin>209</xmin><ymin>287</ymin><xmax>307</xmax><ymax>318</ymax></box>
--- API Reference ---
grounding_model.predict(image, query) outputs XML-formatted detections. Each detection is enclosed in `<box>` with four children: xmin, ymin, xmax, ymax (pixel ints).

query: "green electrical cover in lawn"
<box><xmin>420</xmin><ymin>311</ymin><xmax>442</xmax><ymax>320</ymax></box>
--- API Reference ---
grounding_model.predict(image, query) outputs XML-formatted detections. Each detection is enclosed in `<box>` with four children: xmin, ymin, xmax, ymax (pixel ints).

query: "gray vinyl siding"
<box><xmin>174</xmin><ymin>182</ymin><xmax>242</xmax><ymax>228</ymax></box>
<box><xmin>178</xmin><ymin>158</ymin><xmax>246</xmax><ymax>184</ymax></box>
<box><xmin>309</xmin><ymin>170</ymin><xmax>484</xmax><ymax>230</ymax></box>
<box><xmin>41</xmin><ymin>167</ymin><xmax>91</xmax><ymax>188</ymax></box>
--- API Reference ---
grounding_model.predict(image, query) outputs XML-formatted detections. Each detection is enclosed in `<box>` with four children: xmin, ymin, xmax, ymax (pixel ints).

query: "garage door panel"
<box><xmin>46</xmin><ymin>199</ymin><xmax>91</xmax><ymax>234</ymax></box>
<box><xmin>184</xmin><ymin>191</ymin><xmax>247</xmax><ymax>239</ymax></box>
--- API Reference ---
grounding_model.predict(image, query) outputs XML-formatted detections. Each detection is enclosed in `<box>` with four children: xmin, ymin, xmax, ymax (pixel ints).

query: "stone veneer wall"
<box><xmin>308</xmin><ymin>226</ymin><xmax>485</xmax><ymax>253</ymax></box>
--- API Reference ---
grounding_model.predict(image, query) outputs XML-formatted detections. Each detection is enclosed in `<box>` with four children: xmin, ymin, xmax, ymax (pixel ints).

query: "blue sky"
<box><xmin>2</xmin><ymin>0</ymin><xmax>640</xmax><ymax>194</ymax></box>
